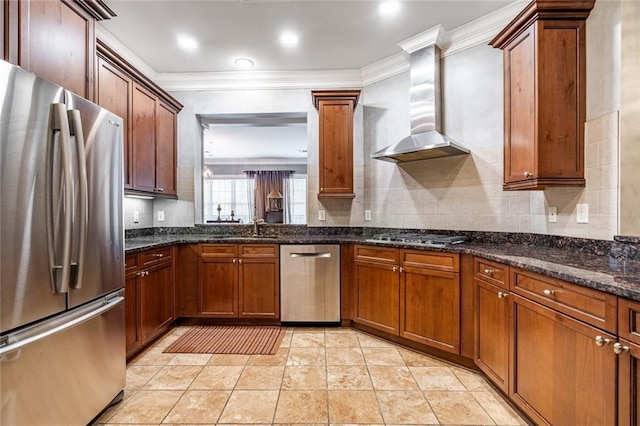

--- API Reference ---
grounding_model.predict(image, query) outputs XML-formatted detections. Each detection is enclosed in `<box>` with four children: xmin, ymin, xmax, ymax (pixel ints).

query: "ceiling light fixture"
<box><xmin>176</xmin><ymin>34</ymin><xmax>198</xmax><ymax>51</ymax></box>
<box><xmin>379</xmin><ymin>0</ymin><xmax>401</xmax><ymax>16</ymax></box>
<box><xmin>280</xmin><ymin>32</ymin><xmax>299</xmax><ymax>47</ymax></box>
<box><xmin>234</xmin><ymin>58</ymin><xmax>255</xmax><ymax>69</ymax></box>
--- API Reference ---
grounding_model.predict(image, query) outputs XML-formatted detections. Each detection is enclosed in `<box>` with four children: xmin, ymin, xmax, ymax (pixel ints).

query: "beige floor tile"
<box><xmin>452</xmin><ymin>366</ymin><xmax>493</xmax><ymax>391</ymax></box>
<box><xmin>362</xmin><ymin>347</ymin><xmax>405</xmax><ymax>366</ymax></box>
<box><xmin>108</xmin><ymin>390</ymin><xmax>182</xmax><ymax>424</ymax></box>
<box><xmin>327</xmin><ymin>366</ymin><xmax>373</xmax><ymax>390</ymax></box>
<box><xmin>207</xmin><ymin>354</ymin><xmax>250</xmax><ymax>366</ymax></box>
<box><xmin>92</xmin><ymin>389</ymin><xmax>137</xmax><ymax>424</ymax></box>
<box><xmin>282</xmin><ymin>365</ymin><xmax>327</xmax><ymax>390</ymax></box>
<box><xmin>368</xmin><ymin>366</ymin><xmax>419</xmax><ymax>390</ymax></box>
<box><xmin>153</xmin><ymin>332</ymin><xmax>182</xmax><ymax>349</ymax></box>
<box><xmin>326</xmin><ymin>347</ymin><xmax>366</xmax><ymax>365</ymax></box>
<box><xmin>290</xmin><ymin>332</ymin><xmax>326</xmax><ymax>348</ymax></box>
<box><xmin>162</xmin><ymin>390</ymin><xmax>230</xmax><ymax>424</ymax></box>
<box><xmin>357</xmin><ymin>333</ymin><xmax>395</xmax><ymax>348</ymax></box>
<box><xmin>217</xmin><ymin>390</ymin><xmax>279</xmax><ymax>424</ymax></box>
<box><xmin>328</xmin><ymin>390</ymin><xmax>383</xmax><ymax>423</ymax></box>
<box><xmin>129</xmin><ymin>347</ymin><xmax>176</xmax><ymax>366</ymax></box>
<box><xmin>274</xmin><ymin>390</ymin><xmax>329</xmax><ymax>423</ymax></box>
<box><xmin>398</xmin><ymin>347</ymin><xmax>450</xmax><ymax>367</ymax></box>
<box><xmin>235</xmin><ymin>366</ymin><xmax>285</xmax><ymax>390</ymax></box>
<box><xmin>472</xmin><ymin>391</ymin><xmax>527</xmax><ymax>425</ymax></box>
<box><xmin>425</xmin><ymin>390</ymin><xmax>495</xmax><ymax>425</ymax></box>
<box><xmin>376</xmin><ymin>390</ymin><xmax>439</xmax><ymax>424</ymax></box>
<box><xmin>248</xmin><ymin>347</ymin><xmax>289</xmax><ymax>366</ymax></box>
<box><xmin>410</xmin><ymin>367</ymin><xmax>467</xmax><ymax>391</ymax></box>
<box><xmin>143</xmin><ymin>365</ymin><xmax>202</xmax><ymax>390</ymax></box>
<box><xmin>287</xmin><ymin>347</ymin><xmax>326</xmax><ymax>365</ymax></box>
<box><xmin>125</xmin><ymin>365</ymin><xmax>162</xmax><ymax>390</ymax></box>
<box><xmin>279</xmin><ymin>332</ymin><xmax>294</xmax><ymax>348</ymax></box>
<box><xmin>167</xmin><ymin>353</ymin><xmax>213</xmax><ymax>366</ymax></box>
<box><xmin>189</xmin><ymin>366</ymin><xmax>243</xmax><ymax>390</ymax></box>
<box><xmin>325</xmin><ymin>332</ymin><xmax>360</xmax><ymax>348</ymax></box>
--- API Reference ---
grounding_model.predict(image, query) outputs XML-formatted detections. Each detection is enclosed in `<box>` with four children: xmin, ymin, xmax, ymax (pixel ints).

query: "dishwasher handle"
<box><xmin>289</xmin><ymin>252</ymin><xmax>332</xmax><ymax>258</ymax></box>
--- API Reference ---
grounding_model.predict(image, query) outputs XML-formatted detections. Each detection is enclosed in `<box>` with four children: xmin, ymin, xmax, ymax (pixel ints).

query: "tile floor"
<box><xmin>93</xmin><ymin>326</ymin><xmax>527</xmax><ymax>425</ymax></box>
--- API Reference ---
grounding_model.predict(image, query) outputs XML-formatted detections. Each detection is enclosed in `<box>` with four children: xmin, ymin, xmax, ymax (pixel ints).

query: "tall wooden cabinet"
<box><xmin>312</xmin><ymin>90</ymin><xmax>360</xmax><ymax>199</ymax></box>
<box><xmin>490</xmin><ymin>1</ymin><xmax>595</xmax><ymax>190</ymax></box>
<box><xmin>618</xmin><ymin>298</ymin><xmax>640</xmax><ymax>426</ymax></box>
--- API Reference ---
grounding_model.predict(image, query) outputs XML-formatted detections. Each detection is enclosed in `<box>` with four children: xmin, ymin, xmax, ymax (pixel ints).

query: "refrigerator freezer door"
<box><xmin>65</xmin><ymin>91</ymin><xmax>124</xmax><ymax>308</ymax></box>
<box><xmin>0</xmin><ymin>61</ymin><xmax>67</xmax><ymax>333</ymax></box>
<box><xmin>0</xmin><ymin>291</ymin><xmax>126</xmax><ymax>425</ymax></box>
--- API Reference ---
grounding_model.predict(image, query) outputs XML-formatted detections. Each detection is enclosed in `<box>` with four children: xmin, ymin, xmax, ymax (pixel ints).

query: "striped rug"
<box><xmin>163</xmin><ymin>326</ymin><xmax>286</xmax><ymax>355</ymax></box>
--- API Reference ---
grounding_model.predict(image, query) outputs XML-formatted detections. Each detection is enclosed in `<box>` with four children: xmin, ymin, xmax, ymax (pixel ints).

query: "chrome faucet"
<box><xmin>252</xmin><ymin>216</ymin><xmax>264</xmax><ymax>237</ymax></box>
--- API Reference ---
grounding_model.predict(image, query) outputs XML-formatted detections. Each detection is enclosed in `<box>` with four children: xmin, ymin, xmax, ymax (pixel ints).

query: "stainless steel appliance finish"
<box><xmin>280</xmin><ymin>245</ymin><xmax>340</xmax><ymax>323</ymax></box>
<box><xmin>371</xmin><ymin>42</ymin><xmax>470</xmax><ymax>163</ymax></box>
<box><xmin>0</xmin><ymin>60</ymin><xmax>125</xmax><ymax>425</ymax></box>
<box><xmin>366</xmin><ymin>233</ymin><xmax>468</xmax><ymax>248</ymax></box>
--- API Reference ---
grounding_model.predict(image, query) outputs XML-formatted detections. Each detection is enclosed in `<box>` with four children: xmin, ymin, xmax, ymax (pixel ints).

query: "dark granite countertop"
<box><xmin>125</xmin><ymin>233</ymin><xmax>640</xmax><ymax>302</ymax></box>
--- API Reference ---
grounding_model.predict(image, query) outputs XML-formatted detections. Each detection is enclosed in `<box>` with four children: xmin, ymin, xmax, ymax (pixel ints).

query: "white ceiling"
<box><xmin>101</xmin><ymin>0</ymin><xmax>515</xmax><ymax>74</ymax></box>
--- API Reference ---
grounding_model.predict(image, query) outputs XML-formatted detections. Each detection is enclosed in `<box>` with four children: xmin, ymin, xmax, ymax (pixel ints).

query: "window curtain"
<box><xmin>245</xmin><ymin>170</ymin><xmax>293</xmax><ymax>222</ymax></box>
<box><xmin>283</xmin><ymin>173</ymin><xmax>292</xmax><ymax>223</ymax></box>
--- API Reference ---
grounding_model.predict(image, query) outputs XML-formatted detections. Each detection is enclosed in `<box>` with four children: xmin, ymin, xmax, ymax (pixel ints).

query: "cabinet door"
<box><xmin>139</xmin><ymin>261</ymin><xmax>174</xmax><ymax>343</ymax></box>
<box><xmin>16</xmin><ymin>0</ymin><xmax>94</xmax><ymax>98</ymax></box>
<box><xmin>618</xmin><ymin>338</ymin><xmax>640</xmax><ymax>426</ymax></box>
<box><xmin>475</xmin><ymin>278</ymin><xmax>509</xmax><ymax>393</ymax></box>
<box><xmin>132</xmin><ymin>83</ymin><xmax>157</xmax><ymax>193</ymax></box>
<box><xmin>317</xmin><ymin>99</ymin><xmax>355</xmax><ymax>198</ymax></box>
<box><xmin>354</xmin><ymin>260</ymin><xmax>399</xmax><ymax>334</ymax></box>
<box><xmin>155</xmin><ymin>101</ymin><xmax>177</xmax><ymax>196</ymax></box>
<box><xmin>400</xmin><ymin>267</ymin><xmax>460</xmax><ymax>354</ymax></box>
<box><xmin>238</xmin><ymin>258</ymin><xmax>279</xmax><ymax>319</ymax></box>
<box><xmin>510</xmin><ymin>294</ymin><xmax>616</xmax><ymax>425</ymax></box>
<box><xmin>199</xmin><ymin>258</ymin><xmax>238</xmax><ymax>317</ymax></box>
<box><xmin>96</xmin><ymin>57</ymin><xmax>133</xmax><ymax>189</ymax></box>
<box><xmin>124</xmin><ymin>271</ymin><xmax>140</xmax><ymax>357</ymax></box>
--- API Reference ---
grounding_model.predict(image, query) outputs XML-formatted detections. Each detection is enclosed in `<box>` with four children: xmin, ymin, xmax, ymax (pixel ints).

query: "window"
<box><xmin>288</xmin><ymin>176</ymin><xmax>307</xmax><ymax>224</ymax></box>
<box><xmin>203</xmin><ymin>177</ymin><xmax>250</xmax><ymax>223</ymax></box>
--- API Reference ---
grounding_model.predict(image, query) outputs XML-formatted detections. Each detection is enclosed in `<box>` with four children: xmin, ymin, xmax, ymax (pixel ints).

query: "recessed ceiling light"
<box><xmin>280</xmin><ymin>32</ymin><xmax>299</xmax><ymax>47</ymax></box>
<box><xmin>234</xmin><ymin>58</ymin><xmax>255</xmax><ymax>69</ymax></box>
<box><xmin>176</xmin><ymin>34</ymin><xmax>198</xmax><ymax>51</ymax></box>
<box><xmin>379</xmin><ymin>1</ymin><xmax>401</xmax><ymax>16</ymax></box>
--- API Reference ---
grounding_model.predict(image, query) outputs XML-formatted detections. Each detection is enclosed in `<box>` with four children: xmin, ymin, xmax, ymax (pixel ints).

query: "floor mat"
<box><xmin>163</xmin><ymin>326</ymin><xmax>286</xmax><ymax>355</ymax></box>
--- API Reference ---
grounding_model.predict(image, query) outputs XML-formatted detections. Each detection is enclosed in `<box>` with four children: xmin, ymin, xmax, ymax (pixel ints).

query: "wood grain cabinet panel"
<box><xmin>618</xmin><ymin>338</ymin><xmax>640</xmax><ymax>426</ymax></box>
<box><xmin>199</xmin><ymin>258</ymin><xmax>238</xmax><ymax>317</ymax></box>
<box><xmin>490</xmin><ymin>1</ymin><xmax>595</xmax><ymax>190</ymax></box>
<box><xmin>354</xmin><ymin>260</ymin><xmax>400</xmax><ymax>335</ymax></box>
<box><xmin>132</xmin><ymin>83</ymin><xmax>157</xmax><ymax>193</ymax></box>
<box><xmin>124</xmin><ymin>270</ymin><xmax>140</xmax><ymax>355</ymax></box>
<box><xmin>155</xmin><ymin>101</ymin><xmax>177</xmax><ymax>196</ymax></box>
<box><xmin>312</xmin><ymin>90</ymin><xmax>360</xmax><ymax>199</ymax></box>
<box><xmin>239</xmin><ymin>257</ymin><xmax>279</xmax><ymax>319</ymax></box>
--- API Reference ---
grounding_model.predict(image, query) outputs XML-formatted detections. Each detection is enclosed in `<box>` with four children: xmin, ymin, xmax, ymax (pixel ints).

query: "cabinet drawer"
<box><xmin>140</xmin><ymin>247</ymin><xmax>173</xmax><ymax>266</ymax></box>
<box><xmin>474</xmin><ymin>257</ymin><xmax>508</xmax><ymax>289</ymax></box>
<box><xmin>355</xmin><ymin>245</ymin><xmax>398</xmax><ymax>264</ymax></box>
<box><xmin>125</xmin><ymin>254</ymin><xmax>138</xmax><ymax>272</ymax></box>
<box><xmin>401</xmin><ymin>250</ymin><xmax>459</xmax><ymax>273</ymax></box>
<box><xmin>240</xmin><ymin>244</ymin><xmax>278</xmax><ymax>258</ymax></box>
<box><xmin>200</xmin><ymin>244</ymin><xmax>237</xmax><ymax>258</ymax></box>
<box><xmin>619</xmin><ymin>298</ymin><xmax>640</xmax><ymax>346</ymax></box>
<box><xmin>511</xmin><ymin>268</ymin><xmax>617</xmax><ymax>333</ymax></box>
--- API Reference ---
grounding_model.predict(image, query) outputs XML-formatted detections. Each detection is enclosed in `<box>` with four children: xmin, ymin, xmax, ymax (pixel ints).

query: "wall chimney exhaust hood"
<box><xmin>372</xmin><ymin>27</ymin><xmax>469</xmax><ymax>163</ymax></box>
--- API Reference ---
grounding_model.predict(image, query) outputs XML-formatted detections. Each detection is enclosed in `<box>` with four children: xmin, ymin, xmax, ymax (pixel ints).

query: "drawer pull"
<box><xmin>542</xmin><ymin>289</ymin><xmax>555</xmax><ymax>296</ymax></box>
<box><xmin>232</xmin><ymin>259</ymin><xmax>236</xmax><ymax>263</ymax></box>
<box><xmin>392</xmin><ymin>266</ymin><xmax>397</xmax><ymax>272</ymax></box>
<box><xmin>595</xmin><ymin>336</ymin><xmax>611</xmax><ymax>347</ymax></box>
<box><xmin>239</xmin><ymin>259</ymin><xmax>243</xmax><ymax>264</ymax></box>
<box><xmin>614</xmin><ymin>343</ymin><xmax>630</xmax><ymax>354</ymax></box>
<box><xmin>152</xmin><ymin>253</ymin><xmax>164</xmax><ymax>258</ymax></box>
<box><xmin>399</xmin><ymin>267</ymin><xmax>404</xmax><ymax>273</ymax></box>
<box><xmin>524</xmin><ymin>171</ymin><xmax>533</xmax><ymax>178</ymax></box>
<box><xmin>497</xmin><ymin>291</ymin><xmax>508</xmax><ymax>299</ymax></box>
<box><xmin>484</xmin><ymin>269</ymin><xmax>494</xmax><ymax>276</ymax></box>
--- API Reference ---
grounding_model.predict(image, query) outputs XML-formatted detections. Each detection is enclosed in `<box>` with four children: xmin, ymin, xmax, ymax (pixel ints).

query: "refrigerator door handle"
<box><xmin>45</xmin><ymin>103</ymin><xmax>74</xmax><ymax>294</ymax></box>
<box><xmin>67</xmin><ymin>109</ymin><xmax>88</xmax><ymax>289</ymax></box>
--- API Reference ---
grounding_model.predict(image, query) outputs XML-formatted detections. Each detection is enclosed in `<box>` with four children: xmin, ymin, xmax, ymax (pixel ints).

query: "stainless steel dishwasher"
<box><xmin>280</xmin><ymin>244</ymin><xmax>340</xmax><ymax>324</ymax></box>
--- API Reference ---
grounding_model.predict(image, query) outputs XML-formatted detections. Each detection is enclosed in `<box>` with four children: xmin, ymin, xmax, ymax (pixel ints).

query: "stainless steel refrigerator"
<box><xmin>0</xmin><ymin>60</ymin><xmax>126</xmax><ymax>425</ymax></box>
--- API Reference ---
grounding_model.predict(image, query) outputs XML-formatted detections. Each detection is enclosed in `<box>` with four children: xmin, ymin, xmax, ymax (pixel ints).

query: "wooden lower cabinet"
<box><xmin>618</xmin><ymin>338</ymin><xmax>640</xmax><ymax>426</ymax></box>
<box><xmin>354</xmin><ymin>259</ymin><xmax>400</xmax><ymax>334</ymax></box>
<box><xmin>124</xmin><ymin>270</ymin><xmax>140</xmax><ymax>355</ymax></box>
<box><xmin>474</xmin><ymin>277</ymin><xmax>510</xmax><ymax>393</ymax></box>
<box><xmin>239</xmin><ymin>257</ymin><xmax>279</xmax><ymax>319</ymax></box>
<box><xmin>510</xmin><ymin>293</ymin><xmax>616</xmax><ymax>425</ymax></box>
<box><xmin>199</xmin><ymin>257</ymin><xmax>238</xmax><ymax>317</ymax></box>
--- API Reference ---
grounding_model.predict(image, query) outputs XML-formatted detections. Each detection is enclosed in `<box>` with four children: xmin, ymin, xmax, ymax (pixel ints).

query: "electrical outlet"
<box><xmin>576</xmin><ymin>204</ymin><xmax>589</xmax><ymax>223</ymax></box>
<box><xmin>157</xmin><ymin>211</ymin><xmax>165</xmax><ymax>222</ymax></box>
<box><xmin>133</xmin><ymin>210</ymin><xmax>140</xmax><ymax>223</ymax></box>
<box><xmin>364</xmin><ymin>210</ymin><xmax>372</xmax><ymax>221</ymax></box>
<box><xmin>548</xmin><ymin>206</ymin><xmax>557</xmax><ymax>223</ymax></box>
<box><xmin>318</xmin><ymin>210</ymin><xmax>326</xmax><ymax>221</ymax></box>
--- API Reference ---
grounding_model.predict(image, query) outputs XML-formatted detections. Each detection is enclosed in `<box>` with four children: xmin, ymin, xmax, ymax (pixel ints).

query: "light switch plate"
<box><xmin>133</xmin><ymin>210</ymin><xmax>140</xmax><ymax>223</ymax></box>
<box><xmin>548</xmin><ymin>206</ymin><xmax>557</xmax><ymax>223</ymax></box>
<box><xmin>576</xmin><ymin>204</ymin><xmax>588</xmax><ymax>223</ymax></box>
<box><xmin>158</xmin><ymin>211</ymin><xmax>165</xmax><ymax>222</ymax></box>
<box><xmin>318</xmin><ymin>210</ymin><xmax>326</xmax><ymax>221</ymax></box>
<box><xmin>364</xmin><ymin>210</ymin><xmax>372</xmax><ymax>221</ymax></box>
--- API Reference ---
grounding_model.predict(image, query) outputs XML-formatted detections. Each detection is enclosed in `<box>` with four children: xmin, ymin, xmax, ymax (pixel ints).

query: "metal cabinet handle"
<box><xmin>232</xmin><ymin>259</ymin><xmax>236</xmax><ymax>263</ymax></box>
<box><xmin>595</xmin><ymin>336</ymin><xmax>611</xmax><ymax>347</ymax></box>
<box><xmin>136</xmin><ymin>271</ymin><xmax>142</xmax><ymax>277</ymax></box>
<box><xmin>524</xmin><ymin>171</ymin><xmax>533</xmax><ymax>178</ymax></box>
<box><xmin>484</xmin><ymin>269</ymin><xmax>494</xmax><ymax>276</ymax></box>
<box><xmin>614</xmin><ymin>342</ymin><xmax>630</xmax><ymax>354</ymax></box>
<box><xmin>399</xmin><ymin>267</ymin><xmax>404</xmax><ymax>272</ymax></box>
<box><xmin>392</xmin><ymin>266</ymin><xmax>397</xmax><ymax>272</ymax></box>
<box><xmin>155</xmin><ymin>187</ymin><xmax>164</xmax><ymax>192</ymax></box>
<box><xmin>497</xmin><ymin>291</ymin><xmax>508</xmax><ymax>299</ymax></box>
<box><xmin>239</xmin><ymin>259</ymin><xmax>243</xmax><ymax>264</ymax></box>
<box><xmin>152</xmin><ymin>253</ymin><xmax>164</xmax><ymax>258</ymax></box>
<box><xmin>542</xmin><ymin>289</ymin><xmax>555</xmax><ymax>296</ymax></box>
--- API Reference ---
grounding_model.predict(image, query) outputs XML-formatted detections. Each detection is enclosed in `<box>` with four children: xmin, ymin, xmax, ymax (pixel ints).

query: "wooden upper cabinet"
<box><xmin>132</xmin><ymin>83</ymin><xmax>157</xmax><ymax>193</ymax></box>
<box><xmin>490</xmin><ymin>1</ymin><xmax>595</xmax><ymax>190</ymax></box>
<box><xmin>155</xmin><ymin>101</ymin><xmax>178</xmax><ymax>196</ymax></box>
<box><xmin>312</xmin><ymin>90</ymin><xmax>360</xmax><ymax>199</ymax></box>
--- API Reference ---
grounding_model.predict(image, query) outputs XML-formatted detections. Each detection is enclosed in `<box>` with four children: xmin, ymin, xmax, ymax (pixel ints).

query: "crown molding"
<box><xmin>97</xmin><ymin>1</ymin><xmax>526</xmax><ymax>92</ymax></box>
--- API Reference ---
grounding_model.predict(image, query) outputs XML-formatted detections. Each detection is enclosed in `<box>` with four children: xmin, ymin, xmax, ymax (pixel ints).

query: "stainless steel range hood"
<box><xmin>372</xmin><ymin>43</ymin><xmax>469</xmax><ymax>163</ymax></box>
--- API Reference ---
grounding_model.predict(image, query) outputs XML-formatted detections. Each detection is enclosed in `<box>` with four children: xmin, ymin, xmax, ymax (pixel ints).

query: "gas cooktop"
<box><xmin>365</xmin><ymin>233</ymin><xmax>468</xmax><ymax>248</ymax></box>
